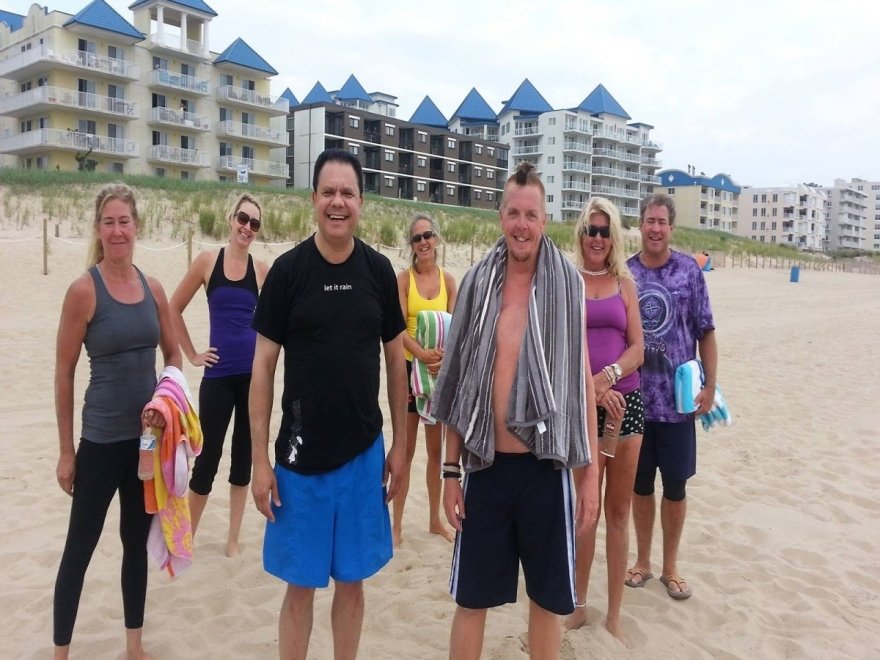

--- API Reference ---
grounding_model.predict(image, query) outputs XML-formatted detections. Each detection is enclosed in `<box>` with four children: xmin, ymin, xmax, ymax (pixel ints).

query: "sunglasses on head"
<box><xmin>410</xmin><ymin>230</ymin><xmax>435</xmax><ymax>244</ymax></box>
<box><xmin>235</xmin><ymin>210</ymin><xmax>261</xmax><ymax>232</ymax></box>
<box><xmin>584</xmin><ymin>224</ymin><xmax>610</xmax><ymax>239</ymax></box>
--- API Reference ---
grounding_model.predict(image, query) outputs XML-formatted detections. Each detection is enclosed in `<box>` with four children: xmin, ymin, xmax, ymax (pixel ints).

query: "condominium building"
<box><xmin>656</xmin><ymin>167</ymin><xmax>740</xmax><ymax>232</ymax></box>
<box><xmin>823</xmin><ymin>179</ymin><xmax>870</xmax><ymax>252</ymax></box>
<box><xmin>846</xmin><ymin>178</ymin><xmax>880</xmax><ymax>252</ymax></box>
<box><xmin>737</xmin><ymin>184</ymin><xmax>827</xmax><ymax>251</ymax></box>
<box><xmin>0</xmin><ymin>0</ymin><xmax>288</xmax><ymax>185</ymax></box>
<box><xmin>288</xmin><ymin>74</ymin><xmax>507</xmax><ymax>210</ymax></box>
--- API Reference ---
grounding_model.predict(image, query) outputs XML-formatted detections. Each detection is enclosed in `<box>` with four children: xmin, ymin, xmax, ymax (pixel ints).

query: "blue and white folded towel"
<box><xmin>674</xmin><ymin>359</ymin><xmax>733</xmax><ymax>431</ymax></box>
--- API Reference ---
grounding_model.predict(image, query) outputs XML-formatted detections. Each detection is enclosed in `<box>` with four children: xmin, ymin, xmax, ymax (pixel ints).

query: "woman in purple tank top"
<box><xmin>170</xmin><ymin>194</ymin><xmax>269</xmax><ymax>557</ymax></box>
<box><xmin>565</xmin><ymin>197</ymin><xmax>644</xmax><ymax>645</ymax></box>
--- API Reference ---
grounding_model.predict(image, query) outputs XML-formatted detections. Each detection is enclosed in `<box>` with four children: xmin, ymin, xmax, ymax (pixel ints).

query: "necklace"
<box><xmin>579</xmin><ymin>267</ymin><xmax>609</xmax><ymax>276</ymax></box>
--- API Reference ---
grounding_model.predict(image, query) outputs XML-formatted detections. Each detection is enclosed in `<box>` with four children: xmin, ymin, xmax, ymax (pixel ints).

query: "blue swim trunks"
<box><xmin>263</xmin><ymin>434</ymin><xmax>392</xmax><ymax>587</ymax></box>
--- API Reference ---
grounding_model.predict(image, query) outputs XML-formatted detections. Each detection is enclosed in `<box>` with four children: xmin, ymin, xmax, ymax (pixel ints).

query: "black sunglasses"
<box><xmin>235</xmin><ymin>210</ymin><xmax>261</xmax><ymax>232</ymax></box>
<box><xmin>410</xmin><ymin>230</ymin><xmax>435</xmax><ymax>244</ymax></box>
<box><xmin>584</xmin><ymin>224</ymin><xmax>610</xmax><ymax>239</ymax></box>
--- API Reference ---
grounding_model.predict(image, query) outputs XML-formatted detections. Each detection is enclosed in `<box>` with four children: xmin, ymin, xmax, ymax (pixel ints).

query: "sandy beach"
<box><xmin>2</xmin><ymin>217</ymin><xmax>879</xmax><ymax>659</ymax></box>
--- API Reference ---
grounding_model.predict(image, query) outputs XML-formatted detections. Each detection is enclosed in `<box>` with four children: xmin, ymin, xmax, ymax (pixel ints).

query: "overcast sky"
<box><xmin>4</xmin><ymin>0</ymin><xmax>879</xmax><ymax>187</ymax></box>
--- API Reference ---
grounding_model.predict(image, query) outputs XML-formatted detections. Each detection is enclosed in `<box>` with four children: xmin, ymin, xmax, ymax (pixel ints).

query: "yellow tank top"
<box><xmin>405</xmin><ymin>266</ymin><xmax>448</xmax><ymax>361</ymax></box>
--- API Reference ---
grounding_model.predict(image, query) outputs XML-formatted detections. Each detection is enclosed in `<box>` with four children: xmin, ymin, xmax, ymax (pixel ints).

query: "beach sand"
<box><xmin>1</xmin><ymin>219</ymin><xmax>879</xmax><ymax>659</ymax></box>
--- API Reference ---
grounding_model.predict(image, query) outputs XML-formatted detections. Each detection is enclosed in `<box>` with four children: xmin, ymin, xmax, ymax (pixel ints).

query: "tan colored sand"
<box><xmin>1</xmin><ymin>218</ymin><xmax>878</xmax><ymax>659</ymax></box>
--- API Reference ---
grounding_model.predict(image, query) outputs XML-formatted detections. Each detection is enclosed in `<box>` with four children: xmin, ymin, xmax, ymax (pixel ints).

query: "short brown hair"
<box><xmin>639</xmin><ymin>192</ymin><xmax>676</xmax><ymax>225</ymax></box>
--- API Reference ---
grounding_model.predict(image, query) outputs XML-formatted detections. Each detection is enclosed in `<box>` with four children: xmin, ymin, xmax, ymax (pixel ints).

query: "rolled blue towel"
<box><xmin>675</xmin><ymin>360</ymin><xmax>733</xmax><ymax>431</ymax></box>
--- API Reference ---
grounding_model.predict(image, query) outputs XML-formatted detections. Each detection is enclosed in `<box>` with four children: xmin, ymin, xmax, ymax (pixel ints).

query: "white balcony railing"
<box><xmin>149</xmin><ymin>106</ymin><xmax>211</xmax><ymax>131</ymax></box>
<box><xmin>591</xmin><ymin>184</ymin><xmax>641</xmax><ymax>199</ymax></box>
<box><xmin>511</xmin><ymin>145</ymin><xmax>541</xmax><ymax>156</ymax></box>
<box><xmin>150</xmin><ymin>68</ymin><xmax>210</xmax><ymax>95</ymax></box>
<box><xmin>217</xmin><ymin>155</ymin><xmax>289</xmax><ymax>178</ymax></box>
<box><xmin>0</xmin><ymin>44</ymin><xmax>138</xmax><ymax>79</ymax></box>
<box><xmin>561</xmin><ymin>198</ymin><xmax>586</xmax><ymax>211</ymax></box>
<box><xmin>562</xmin><ymin>160</ymin><xmax>591</xmax><ymax>173</ymax></box>
<box><xmin>148</xmin><ymin>145</ymin><xmax>210</xmax><ymax>167</ymax></box>
<box><xmin>216</xmin><ymin>85</ymin><xmax>289</xmax><ymax>114</ymax></box>
<box><xmin>564</xmin><ymin>121</ymin><xmax>592</xmax><ymax>135</ymax></box>
<box><xmin>513</xmin><ymin>126</ymin><xmax>541</xmax><ymax>136</ymax></box>
<box><xmin>0</xmin><ymin>85</ymin><xmax>138</xmax><ymax>118</ymax></box>
<box><xmin>216</xmin><ymin>120</ymin><xmax>286</xmax><ymax>145</ymax></box>
<box><xmin>561</xmin><ymin>180</ymin><xmax>590</xmax><ymax>192</ymax></box>
<box><xmin>149</xmin><ymin>32</ymin><xmax>209</xmax><ymax>58</ymax></box>
<box><xmin>0</xmin><ymin>128</ymin><xmax>138</xmax><ymax>156</ymax></box>
<box><xmin>563</xmin><ymin>141</ymin><xmax>591</xmax><ymax>154</ymax></box>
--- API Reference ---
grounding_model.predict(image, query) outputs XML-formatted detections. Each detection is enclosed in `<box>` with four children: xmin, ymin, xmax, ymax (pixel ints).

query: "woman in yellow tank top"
<box><xmin>393</xmin><ymin>212</ymin><xmax>458</xmax><ymax>547</ymax></box>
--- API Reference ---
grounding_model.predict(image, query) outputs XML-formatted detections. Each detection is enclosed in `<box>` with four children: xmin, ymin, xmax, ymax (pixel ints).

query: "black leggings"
<box><xmin>53</xmin><ymin>438</ymin><xmax>152</xmax><ymax>646</ymax></box>
<box><xmin>189</xmin><ymin>373</ymin><xmax>252</xmax><ymax>495</ymax></box>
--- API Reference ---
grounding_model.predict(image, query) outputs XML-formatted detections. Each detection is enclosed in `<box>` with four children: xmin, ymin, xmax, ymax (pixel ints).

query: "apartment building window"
<box><xmin>487</xmin><ymin>170</ymin><xmax>494</xmax><ymax>180</ymax></box>
<box><xmin>20</xmin><ymin>81</ymin><xmax>31</xmax><ymax>93</ymax></box>
<box><xmin>417</xmin><ymin>156</ymin><xmax>426</xmax><ymax>167</ymax></box>
<box><xmin>155</xmin><ymin>168</ymin><xmax>166</xmax><ymax>177</ymax></box>
<box><xmin>761</xmin><ymin>194</ymin><xmax>767</xmax><ymax>203</ymax></box>
<box><xmin>242</xmin><ymin>145</ymin><xmax>254</xmax><ymax>160</ymax></box>
<box><xmin>220</xmin><ymin>73</ymin><xmax>233</xmax><ymax>87</ymax></box>
<box><xmin>772</xmin><ymin>208</ymin><xmax>777</xmax><ymax>216</ymax></box>
<box><xmin>35</xmin><ymin>156</ymin><xmax>47</xmax><ymax>170</ymax></box>
<box><xmin>752</xmin><ymin>208</ymin><xmax>758</xmax><ymax>217</ymax></box>
<box><xmin>761</xmin><ymin>208</ymin><xmax>766</xmax><ymax>216</ymax></box>
<box><xmin>549</xmin><ymin>117</ymin><xmax>556</xmax><ymax>126</ymax></box>
<box><xmin>20</xmin><ymin>120</ymin><xmax>32</xmax><ymax>133</ymax></box>
<box><xmin>771</xmin><ymin>236</ymin><xmax>776</xmax><ymax>243</ymax></box>
<box><xmin>753</xmin><ymin>194</ymin><xmax>758</xmax><ymax>203</ymax></box>
<box><xmin>384</xmin><ymin>150</ymin><xmax>394</xmax><ymax>162</ymax></box>
<box><xmin>219</xmin><ymin>142</ymin><xmax>232</xmax><ymax>157</ymax></box>
<box><xmin>181</xmin><ymin>170</ymin><xmax>191</xmax><ymax>180</ymax></box>
<box><xmin>487</xmin><ymin>191</ymin><xmax>494</xmax><ymax>201</ymax></box>
<box><xmin>448</xmin><ymin>162</ymin><xmax>456</xmax><ymax>173</ymax></box>
<box><xmin>771</xmin><ymin>222</ymin><xmax>777</xmax><ymax>230</ymax></box>
<box><xmin>385</xmin><ymin>176</ymin><xmax>394</xmax><ymax>187</ymax></box>
<box><xmin>108</xmin><ymin>162</ymin><xmax>123</xmax><ymax>174</ymax></box>
<box><xmin>546</xmin><ymin>175</ymin><xmax>554</xmax><ymax>183</ymax></box>
<box><xmin>547</xmin><ymin>194</ymin><xmax>554</xmax><ymax>203</ymax></box>
<box><xmin>417</xmin><ymin>181</ymin><xmax>426</xmax><ymax>192</ymax></box>
<box><xmin>752</xmin><ymin>221</ymin><xmax>757</xmax><ymax>230</ymax></box>
<box><xmin>447</xmin><ymin>185</ymin><xmax>455</xmax><ymax>195</ymax></box>
<box><xmin>447</xmin><ymin>138</ymin><xmax>456</xmax><ymax>149</ymax></box>
<box><xmin>242</xmin><ymin>79</ymin><xmax>255</xmax><ymax>91</ymax></box>
<box><xmin>418</xmin><ymin>131</ymin><xmax>427</xmax><ymax>143</ymax></box>
<box><xmin>385</xmin><ymin>123</ymin><xmax>394</xmax><ymax>136</ymax></box>
<box><xmin>668</xmin><ymin>188</ymin><xmax>675</xmax><ymax>194</ymax></box>
<box><xmin>772</xmin><ymin>193</ymin><xmax>778</xmax><ymax>202</ymax></box>
<box><xmin>487</xmin><ymin>147</ymin><xmax>495</xmax><ymax>156</ymax></box>
<box><xmin>760</xmin><ymin>222</ymin><xmax>766</xmax><ymax>230</ymax></box>
<box><xmin>348</xmin><ymin>143</ymin><xmax>359</xmax><ymax>156</ymax></box>
<box><xmin>547</xmin><ymin>156</ymin><xmax>555</xmax><ymax>164</ymax></box>
<box><xmin>548</xmin><ymin>137</ymin><xmax>555</xmax><ymax>145</ymax></box>
<box><xmin>349</xmin><ymin>115</ymin><xmax>360</xmax><ymax>128</ymax></box>
<box><xmin>153</xmin><ymin>56</ymin><xmax>168</xmax><ymax>71</ymax></box>
<box><xmin>475</xmin><ymin>190</ymin><xmax>482</xmax><ymax>199</ymax></box>
<box><xmin>475</xmin><ymin>167</ymin><xmax>482</xmax><ymax>177</ymax></box>
<box><xmin>475</xmin><ymin>144</ymin><xmax>482</xmax><ymax>155</ymax></box>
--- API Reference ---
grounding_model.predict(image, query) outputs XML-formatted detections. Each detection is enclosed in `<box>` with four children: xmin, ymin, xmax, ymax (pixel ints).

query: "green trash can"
<box><xmin>789</xmin><ymin>266</ymin><xmax>800</xmax><ymax>283</ymax></box>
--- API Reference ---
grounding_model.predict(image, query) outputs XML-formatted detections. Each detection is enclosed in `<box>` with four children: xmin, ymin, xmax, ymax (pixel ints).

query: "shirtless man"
<box><xmin>435</xmin><ymin>162</ymin><xmax>599</xmax><ymax>659</ymax></box>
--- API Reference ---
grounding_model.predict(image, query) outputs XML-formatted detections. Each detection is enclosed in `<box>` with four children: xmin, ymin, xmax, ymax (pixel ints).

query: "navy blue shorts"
<box><xmin>449</xmin><ymin>453</ymin><xmax>576</xmax><ymax>615</ymax></box>
<box><xmin>637</xmin><ymin>420</ymin><xmax>696</xmax><ymax>481</ymax></box>
<box><xmin>263</xmin><ymin>435</ymin><xmax>392</xmax><ymax>588</ymax></box>
<box><xmin>405</xmin><ymin>360</ymin><xmax>417</xmax><ymax>414</ymax></box>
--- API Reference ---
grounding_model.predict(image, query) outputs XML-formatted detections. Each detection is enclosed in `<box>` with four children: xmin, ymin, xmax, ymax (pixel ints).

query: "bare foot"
<box><xmin>564</xmin><ymin>607</ymin><xmax>588</xmax><ymax>631</ymax></box>
<box><xmin>225</xmin><ymin>541</ymin><xmax>240</xmax><ymax>557</ymax></box>
<box><xmin>393</xmin><ymin>527</ymin><xmax>403</xmax><ymax>548</ymax></box>
<box><xmin>429</xmin><ymin>521</ymin><xmax>455</xmax><ymax>543</ymax></box>
<box><xmin>604</xmin><ymin>618</ymin><xmax>631</xmax><ymax>647</ymax></box>
<box><xmin>125</xmin><ymin>649</ymin><xmax>155</xmax><ymax>660</ymax></box>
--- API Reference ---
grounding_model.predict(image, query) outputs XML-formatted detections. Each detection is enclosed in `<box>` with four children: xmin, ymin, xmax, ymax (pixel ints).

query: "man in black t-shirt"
<box><xmin>250</xmin><ymin>148</ymin><xmax>407</xmax><ymax>659</ymax></box>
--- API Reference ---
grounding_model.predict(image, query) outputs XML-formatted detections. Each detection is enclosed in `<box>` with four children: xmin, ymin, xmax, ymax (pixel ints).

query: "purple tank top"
<box><xmin>585</xmin><ymin>292</ymin><xmax>639</xmax><ymax>394</ymax></box>
<box><xmin>205</xmin><ymin>248</ymin><xmax>259</xmax><ymax>378</ymax></box>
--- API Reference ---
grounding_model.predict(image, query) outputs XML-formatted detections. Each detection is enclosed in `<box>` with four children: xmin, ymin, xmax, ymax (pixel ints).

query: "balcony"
<box><xmin>621</xmin><ymin>206</ymin><xmax>639</xmax><ymax>217</ymax></box>
<box><xmin>0</xmin><ymin>86</ymin><xmax>138</xmax><ymax>119</ymax></box>
<box><xmin>149</xmin><ymin>68</ymin><xmax>210</xmax><ymax>95</ymax></box>
<box><xmin>216</xmin><ymin>120</ymin><xmax>286</xmax><ymax>146</ymax></box>
<box><xmin>563</xmin><ymin>120</ymin><xmax>591</xmax><ymax>135</ymax></box>
<box><xmin>512</xmin><ymin>145</ymin><xmax>542</xmax><ymax>156</ymax></box>
<box><xmin>562</xmin><ymin>160</ymin><xmax>591</xmax><ymax>173</ymax></box>
<box><xmin>640</xmin><ymin>138</ymin><xmax>663</xmax><ymax>150</ymax></box>
<box><xmin>563</xmin><ymin>141</ymin><xmax>591</xmax><ymax>154</ymax></box>
<box><xmin>148</xmin><ymin>145</ymin><xmax>210</xmax><ymax>167</ymax></box>
<box><xmin>641</xmin><ymin>156</ymin><xmax>661</xmax><ymax>167</ymax></box>
<box><xmin>592</xmin><ymin>166</ymin><xmax>625</xmax><ymax>178</ymax></box>
<box><xmin>0</xmin><ymin>128</ymin><xmax>138</xmax><ymax>157</ymax></box>
<box><xmin>0</xmin><ymin>44</ymin><xmax>139</xmax><ymax>80</ymax></box>
<box><xmin>592</xmin><ymin>127</ymin><xmax>625</xmax><ymax>142</ymax></box>
<box><xmin>592</xmin><ymin>147</ymin><xmax>622</xmax><ymax>161</ymax></box>
<box><xmin>216</xmin><ymin>85</ymin><xmax>289</xmax><ymax>115</ymax></box>
<box><xmin>591</xmin><ymin>184</ymin><xmax>640</xmax><ymax>199</ymax></box>
<box><xmin>513</xmin><ymin>126</ymin><xmax>542</xmax><ymax>137</ymax></box>
<box><xmin>149</xmin><ymin>32</ymin><xmax>210</xmax><ymax>59</ymax></box>
<box><xmin>216</xmin><ymin>155</ymin><xmax>289</xmax><ymax>179</ymax></box>
<box><xmin>149</xmin><ymin>106</ymin><xmax>211</xmax><ymax>131</ymax></box>
<box><xmin>561</xmin><ymin>180</ymin><xmax>590</xmax><ymax>192</ymax></box>
<box><xmin>561</xmin><ymin>198</ymin><xmax>586</xmax><ymax>211</ymax></box>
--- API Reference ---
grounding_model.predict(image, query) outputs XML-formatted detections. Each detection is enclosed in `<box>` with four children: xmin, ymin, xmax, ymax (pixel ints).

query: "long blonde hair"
<box><xmin>573</xmin><ymin>197</ymin><xmax>632</xmax><ymax>281</ymax></box>
<box><xmin>86</xmin><ymin>183</ymin><xmax>139</xmax><ymax>268</ymax></box>
<box><xmin>229</xmin><ymin>192</ymin><xmax>262</xmax><ymax>227</ymax></box>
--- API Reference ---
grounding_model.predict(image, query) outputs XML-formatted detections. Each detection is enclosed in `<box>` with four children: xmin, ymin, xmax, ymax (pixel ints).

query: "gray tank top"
<box><xmin>81</xmin><ymin>265</ymin><xmax>160</xmax><ymax>443</ymax></box>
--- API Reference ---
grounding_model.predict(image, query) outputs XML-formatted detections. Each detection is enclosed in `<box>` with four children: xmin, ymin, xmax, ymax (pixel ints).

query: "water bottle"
<box><xmin>138</xmin><ymin>428</ymin><xmax>157</xmax><ymax>481</ymax></box>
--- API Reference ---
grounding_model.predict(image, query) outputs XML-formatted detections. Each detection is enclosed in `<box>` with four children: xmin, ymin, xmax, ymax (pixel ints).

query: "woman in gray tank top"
<box><xmin>53</xmin><ymin>183</ymin><xmax>181</xmax><ymax>659</ymax></box>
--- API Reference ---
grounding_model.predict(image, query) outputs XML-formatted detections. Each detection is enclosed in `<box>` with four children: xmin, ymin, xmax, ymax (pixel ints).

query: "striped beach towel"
<box><xmin>411</xmin><ymin>310</ymin><xmax>452</xmax><ymax>424</ymax></box>
<box><xmin>674</xmin><ymin>359</ymin><xmax>733</xmax><ymax>431</ymax></box>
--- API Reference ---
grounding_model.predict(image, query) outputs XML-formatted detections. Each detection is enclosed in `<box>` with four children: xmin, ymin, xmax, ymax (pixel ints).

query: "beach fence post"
<box><xmin>470</xmin><ymin>239</ymin><xmax>475</xmax><ymax>266</ymax></box>
<box><xmin>441</xmin><ymin>243</ymin><xmax>446</xmax><ymax>268</ymax></box>
<box><xmin>186</xmin><ymin>228</ymin><xmax>193</xmax><ymax>266</ymax></box>
<box><xmin>42</xmin><ymin>216</ymin><xmax>48</xmax><ymax>275</ymax></box>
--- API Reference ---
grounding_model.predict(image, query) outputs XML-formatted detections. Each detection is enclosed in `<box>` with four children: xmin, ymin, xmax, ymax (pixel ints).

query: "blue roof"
<box><xmin>280</xmin><ymin>88</ymin><xmax>299</xmax><ymax>108</ymax></box>
<box><xmin>451</xmin><ymin>88</ymin><xmax>497</xmax><ymax>122</ymax></box>
<box><xmin>335</xmin><ymin>74</ymin><xmax>372</xmax><ymax>103</ymax></box>
<box><xmin>64</xmin><ymin>0</ymin><xmax>143</xmax><ymax>40</ymax></box>
<box><xmin>499</xmin><ymin>79</ymin><xmax>553</xmax><ymax>116</ymax></box>
<box><xmin>658</xmin><ymin>169</ymin><xmax>741</xmax><ymax>194</ymax></box>
<box><xmin>0</xmin><ymin>10</ymin><xmax>25</xmax><ymax>31</ymax></box>
<box><xmin>409</xmin><ymin>96</ymin><xmax>448</xmax><ymax>128</ymax></box>
<box><xmin>578</xmin><ymin>84</ymin><xmax>630</xmax><ymax>120</ymax></box>
<box><xmin>129</xmin><ymin>0</ymin><xmax>217</xmax><ymax>17</ymax></box>
<box><xmin>301</xmin><ymin>81</ymin><xmax>333</xmax><ymax>105</ymax></box>
<box><xmin>214</xmin><ymin>38</ymin><xmax>277</xmax><ymax>75</ymax></box>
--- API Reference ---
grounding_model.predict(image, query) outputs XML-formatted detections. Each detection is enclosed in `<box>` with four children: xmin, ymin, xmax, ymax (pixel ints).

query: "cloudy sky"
<box><xmin>4</xmin><ymin>0</ymin><xmax>879</xmax><ymax>187</ymax></box>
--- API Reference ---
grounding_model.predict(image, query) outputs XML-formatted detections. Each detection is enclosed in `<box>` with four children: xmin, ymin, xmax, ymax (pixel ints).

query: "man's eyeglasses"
<box><xmin>410</xmin><ymin>230</ymin><xmax>436</xmax><ymax>244</ymax></box>
<box><xmin>235</xmin><ymin>210</ymin><xmax>261</xmax><ymax>232</ymax></box>
<box><xmin>584</xmin><ymin>224</ymin><xmax>610</xmax><ymax>239</ymax></box>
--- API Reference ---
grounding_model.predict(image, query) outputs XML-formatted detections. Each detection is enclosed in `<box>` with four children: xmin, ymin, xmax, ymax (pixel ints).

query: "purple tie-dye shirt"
<box><xmin>626</xmin><ymin>250</ymin><xmax>715</xmax><ymax>423</ymax></box>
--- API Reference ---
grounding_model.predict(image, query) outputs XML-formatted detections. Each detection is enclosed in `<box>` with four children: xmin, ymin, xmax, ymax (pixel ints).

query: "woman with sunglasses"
<box><xmin>170</xmin><ymin>193</ymin><xmax>269</xmax><ymax>556</ymax></box>
<box><xmin>392</xmin><ymin>212</ymin><xmax>457</xmax><ymax>547</ymax></box>
<box><xmin>566</xmin><ymin>197</ymin><xmax>644</xmax><ymax>644</ymax></box>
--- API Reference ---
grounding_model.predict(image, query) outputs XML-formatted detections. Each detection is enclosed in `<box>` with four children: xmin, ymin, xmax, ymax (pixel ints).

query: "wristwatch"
<box><xmin>611</xmin><ymin>363</ymin><xmax>623</xmax><ymax>380</ymax></box>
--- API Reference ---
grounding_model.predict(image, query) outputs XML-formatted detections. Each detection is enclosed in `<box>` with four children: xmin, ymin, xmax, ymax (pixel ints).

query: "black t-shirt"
<box><xmin>253</xmin><ymin>236</ymin><xmax>405</xmax><ymax>474</ymax></box>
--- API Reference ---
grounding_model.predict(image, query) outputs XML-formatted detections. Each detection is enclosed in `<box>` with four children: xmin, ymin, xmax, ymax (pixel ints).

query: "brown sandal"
<box><xmin>660</xmin><ymin>574</ymin><xmax>692</xmax><ymax>600</ymax></box>
<box><xmin>624</xmin><ymin>568</ymin><xmax>653</xmax><ymax>588</ymax></box>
